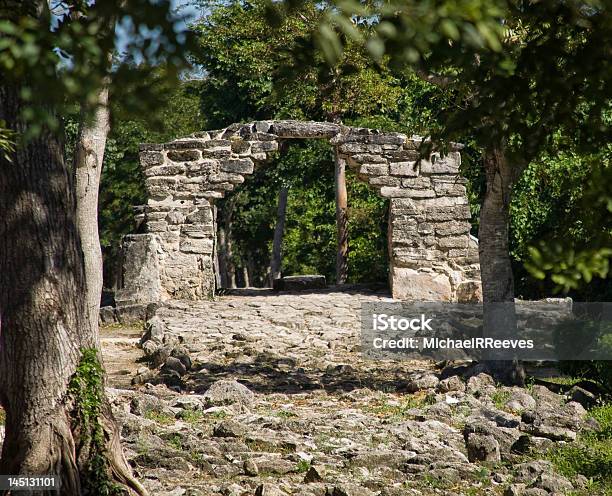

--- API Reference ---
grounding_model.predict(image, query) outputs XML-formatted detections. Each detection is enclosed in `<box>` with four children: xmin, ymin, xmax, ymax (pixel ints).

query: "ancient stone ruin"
<box><xmin>117</xmin><ymin>120</ymin><xmax>480</xmax><ymax>308</ymax></box>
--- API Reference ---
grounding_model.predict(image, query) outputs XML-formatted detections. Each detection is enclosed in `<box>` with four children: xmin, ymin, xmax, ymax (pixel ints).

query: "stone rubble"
<box><xmin>99</xmin><ymin>289</ymin><xmax>601</xmax><ymax>495</ymax></box>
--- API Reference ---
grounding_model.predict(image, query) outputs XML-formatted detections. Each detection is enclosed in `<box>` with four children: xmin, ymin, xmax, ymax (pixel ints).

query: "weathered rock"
<box><xmin>202</xmin><ymin>379</ymin><xmax>254</xmax><ymax>408</ymax></box>
<box><xmin>531</xmin><ymin>473</ymin><xmax>574</xmax><ymax>493</ymax></box>
<box><xmin>437</xmin><ymin>375</ymin><xmax>466</xmax><ymax>393</ymax></box>
<box><xmin>254</xmin><ymin>483</ymin><xmax>289</xmax><ymax>496</ymax></box>
<box><xmin>568</xmin><ymin>385</ymin><xmax>598</xmax><ymax>409</ymax></box>
<box><xmin>161</xmin><ymin>356</ymin><xmax>187</xmax><ymax>376</ymax></box>
<box><xmin>332</xmin><ymin>483</ymin><xmax>376</xmax><ymax>496</ymax></box>
<box><xmin>304</xmin><ymin>466</ymin><xmax>325</xmax><ymax>483</ymax></box>
<box><xmin>406</xmin><ymin>374</ymin><xmax>439</xmax><ymax>392</ymax></box>
<box><xmin>213</xmin><ymin>419</ymin><xmax>248</xmax><ymax>438</ymax></box>
<box><xmin>244</xmin><ymin>459</ymin><xmax>259</xmax><ymax>476</ymax></box>
<box><xmin>465</xmin><ymin>433</ymin><xmax>501</xmax><ymax>462</ymax></box>
<box><xmin>273</xmin><ymin>275</ymin><xmax>326</xmax><ymax>291</ymax></box>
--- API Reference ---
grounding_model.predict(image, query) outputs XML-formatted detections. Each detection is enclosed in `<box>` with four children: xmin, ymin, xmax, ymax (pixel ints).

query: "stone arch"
<box><xmin>118</xmin><ymin>120</ymin><xmax>481</xmax><ymax>305</ymax></box>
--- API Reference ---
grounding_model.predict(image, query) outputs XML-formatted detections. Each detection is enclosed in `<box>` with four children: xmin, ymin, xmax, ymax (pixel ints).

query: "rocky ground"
<box><xmin>101</xmin><ymin>287</ymin><xmax>604</xmax><ymax>496</ymax></box>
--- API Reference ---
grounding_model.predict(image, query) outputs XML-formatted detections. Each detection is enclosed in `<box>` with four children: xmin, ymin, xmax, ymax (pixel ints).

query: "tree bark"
<box><xmin>478</xmin><ymin>144</ymin><xmax>525</xmax><ymax>386</ymax></box>
<box><xmin>270</xmin><ymin>186</ymin><xmax>289</xmax><ymax>283</ymax></box>
<box><xmin>217</xmin><ymin>226</ymin><xmax>229</xmax><ymax>288</ymax></box>
<box><xmin>223</xmin><ymin>197</ymin><xmax>237</xmax><ymax>289</ymax></box>
<box><xmin>74</xmin><ymin>83</ymin><xmax>110</xmax><ymax>338</ymax></box>
<box><xmin>334</xmin><ymin>149</ymin><xmax>349</xmax><ymax>284</ymax></box>
<box><xmin>0</xmin><ymin>85</ymin><xmax>146</xmax><ymax>495</ymax></box>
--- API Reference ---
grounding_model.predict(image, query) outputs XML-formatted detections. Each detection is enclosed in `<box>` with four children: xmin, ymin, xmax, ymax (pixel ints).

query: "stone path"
<box><xmin>102</xmin><ymin>288</ymin><xmax>598</xmax><ymax>496</ymax></box>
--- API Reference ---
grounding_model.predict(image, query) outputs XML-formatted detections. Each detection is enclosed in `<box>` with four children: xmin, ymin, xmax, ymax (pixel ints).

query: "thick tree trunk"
<box><xmin>0</xmin><ymin>85</ymin><xmax>147</xmax><ymax>494</ymax></box>
<box><xmin>334</xmin><ymin>149</ymin><xmax>349</xmax><ymax>284</ymax></box>
<box><xmin>74</xmin><ymin>84</ymin><xmax>110</xmax><ymax>337</ymax></box>
<box><xmin>478</xmin><ymin>144</ymin><xmax>525</xmax><ymax>385</ymax></box>
<box><xmin>270</xmin><ymin>186</ymin><xmax>289</xmax><ymax>283</ymax></box>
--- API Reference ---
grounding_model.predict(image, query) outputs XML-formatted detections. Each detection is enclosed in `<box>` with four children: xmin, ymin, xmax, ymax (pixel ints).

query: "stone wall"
<box><xmin>120</xmin><ymin>120</ymin><xmax>480</xmax><ymax>303</ymax></box>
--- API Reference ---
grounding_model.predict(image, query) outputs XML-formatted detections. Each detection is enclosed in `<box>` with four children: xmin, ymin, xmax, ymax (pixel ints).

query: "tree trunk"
<box><xmin>478</xmin><ymin>144</ymin><xmax>525</xmax><ymax>386</ymax></box>
<box><xmin>0</xmin><ymin>84</ymin><xmax>147</xmax><ymax>494</ymax></box>
<box><xmin>223</xmin><ymin>198</ymin><xmax>237</xmax><ymax>289</ymax></box>
<box><xmin>74</xmin><ymin>83</ymin><xmax>110</xmax><ymax>337</ymax></box>
<box><xmin>270</xmin><ymin>186</ymin><xmax>289</xmax><ymax>283</ymax></box>
<box><xmin>217</xmin><ymin>226</ymin><xmax>229</xmax><ymax>288</ymax></box>
<box><xmin>242</xmin><ymin>266</ymin><xmax>250</xmax><ymax>288</ymax></box>
<box><xmin>334</xmin><ymin>149</ymin><xmax>348</xmax><ymax>284</ymax></box>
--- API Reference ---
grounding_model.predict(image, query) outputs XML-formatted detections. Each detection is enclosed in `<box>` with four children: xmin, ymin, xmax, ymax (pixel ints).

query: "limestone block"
<box><xmin>201</xmin><ymin>139</ymin><xmax>231</xmax><ymax>149</ymax></box>
<box><xmin>390</xmin><ymin>267</ymin><xmax>452</xmax><ymax>301</ymax></box>
<box><xmin>380</xmin><ymin>187</ymin><xmax>435</xmax><ymax>198</ymax></box>
<box><xmin>390</xmin><ymin>161</ymin><xmax>418</xmax><ymax>176</ymax></box>
<box><xmin>432</xmin><ymin>177</ymin><xmax>467</xmax><ymax>196</ymax></box>
<box><xmin>360</xmin><ymin>163</ymin><xmax>389</xmax><ymax>175</ymax></box>
<box><xmin>343</xmin><ymin>132</ymin><xmax>406</xmax><ymax>145</ymax></box>
<box><xmin>143</xmin><ymin>164</ymin><xmax>187</xmax><ymax>177</ymax></box>
<box><xmin>166</xmin><ymin>210</ymin><xmax>186</xmax><ymax>225</ymax></box>
<box><xmin>186</xmin><ymin>208</ymin><xmax>213</xmax><ymax>224</ymax></box>
<box><xmin>116</xmin><ymin>234</ymin><xmax>162</xmax><ymax>305</ymax></box>
<box><xmin>386</xmin><ymin>149</ymin><xmax>419</xmax><ymax>161</ymax></box>
<box><xmin>338</xmin><ymin>143</ymin><xmax>383</xmax><ymax>154</ymax></box>
<box><xmin>435</xmin><ymin>221</ymin><xmax>471</xmax><ymax>236</ymax></box>
<box><xmin>140</xmin><ymin>151</ymin><xmax>164</xmax><ymax>167</ymax></box>
<box><xmin>145</xmin><ymin>177</ymin><xmax>177</xmax><ymax>198</ymax></box>
<box><xmin>251</xmin><ymin>141</ymin><xmax>279</xmax><ymax>153</ymax></box>
<box><xmin>351</xmin><ymin>153</ymin><xmax>387</xmax><ymax>163</ymax></box>
<box><xmin>179</xmin><ymin>237</ymin><xmax>214</xmax><ymax>254</ymax></box>
<box><xmin>167</xmin><ymin>150</ymin><xmax>200</xmax><ymax>162</ymax></box>
<box><xmin>413</xmin><ymin>196</ymin><xmax>468</xmax><ymax>208</ymax></box>
<box><xmin>426</xmin><ymin>205</ymin><xmax>471</xmax><ymax>222</ymax></box>
<box><xmin>147</xmin><ymin>220</ymin><xmax>168</xmax><ymax>232</ymax></box>
<box><xmin>269</xmin><ymin>120</ymin><xmax>341</xmax><ymax>138</ymax></box>
<box><xmin>209</xmin><ymin>172</ymin><xmax>245</xmax><ymax>184</ymax></box>
<box><xmin>220</xmin><ymin>158</ymin><xmax>254</xmax><ymax>174</ymax></box>
<box><xmin>230</xmin><ymin>140</ymin><xmax>251</xmax><ymax>154</ymax></box>
<box><xmin>420</xmin><ymin>151</ymin><xmax>461</xmax><ymax>174</ymax></box>
<box><xmin>165</xmin><ymin>139</ymin><xmax>209</xmax><ymax>150</ymax></box>
<box><xmin>438</xmin><ymin>236</ymin><xmax>469</xmax><ymax>249</ymax></box>
<box><xmin>368</xmin><ymin>176</ymin><xmax>401</xmax><ymax>187</ymax></box>
<box><xmin>201</xmin><ymin>149</ymin><xmax>232</xmax><ymax>159</ymax></box>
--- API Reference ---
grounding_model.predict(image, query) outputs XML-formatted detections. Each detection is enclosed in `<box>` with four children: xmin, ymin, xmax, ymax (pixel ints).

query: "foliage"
<box><xmin>68</xmin><ymin>348</ymin><xmax>122</xmax><ymax>495</ymax></box>
<box><xmin>546</xmin><ymin>402</ymin><xmax>612</xmax><ymax>494</ymax></box>
<box><xmin>0</xmin><ymin>121</ymin><xmax>16</xmax><ymax>161</ymax></box>
<box><xmin>0</xmin><ymin>1</ymin><xmax>196</xmax><ymax>139</ymax></box>
<box><xmin>558</xmin><ymin>361</ymin><xmax>612</xmax><ymax>395</ymax></box>
<box><xmin>218</xmin><ymin>140</ymin><xmax>389</xmax><ymax>284</ymax></box>
<box><xmin>192</xmin><ymin>0</ymin><xmax>404</xmax><ymax>126</ymax></box>
<box><xmin>270</xmin><ymin>0</ymin><xmax>612</xmax><ymax>292</ymax></box>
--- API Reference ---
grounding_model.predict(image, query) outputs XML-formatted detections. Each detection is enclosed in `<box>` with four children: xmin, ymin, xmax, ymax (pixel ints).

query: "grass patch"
<box><xmin>546</xmin><ymin>403</ymin><xmax>612</xmax><ymax>495</ymax></box>
<box><xmin>143</xmin><ymin>410</ymin><xmax>175</xmax><ymax>425</ymax></box>
<box><xmin>295</xmin><ymin>460</ymin><xmax>311</xmax><ymax>473</ymax></box>
<box><xmin>0</xmin><ymin>408</ymin><xmax>5</xmax><ymax>425</ymax></box>
<box><xmin>363</xmin><ymin>393</ymin><xmax>436</xmax><ymax>418</ymax></box>
<box><xmin>166</xmin><ymin>433</ymin><xmax>183</xmax><ymax>450</ymax></box>
<box><xmin>491</xmin><ymin>390</ymin><xmax>512</xmax><ymax>410</ymax></box>
<box><xmin>276</xmin><ymin>410</ymin><xmax>298</xmax><ymax>419</ymax></box>
<box><xmin>541</xmin><ymin>376</ymin><xmax>582</xmax><ymax>386</ymax></box>
<box><xmin>177</xmin><ymin>409</ymin><xmax>204</xmax><ymax>424</ymax></box>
